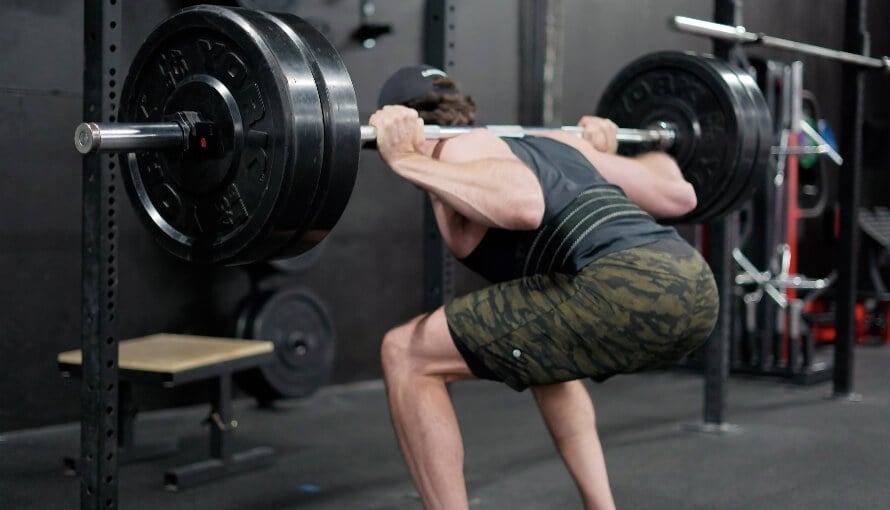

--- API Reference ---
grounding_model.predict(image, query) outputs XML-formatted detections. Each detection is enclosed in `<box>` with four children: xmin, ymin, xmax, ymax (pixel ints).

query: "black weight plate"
<box><xmin>669</xmin><ymin>53</ymin><xmax>757</xmax><ymax>224</ymax></box>
<box><xmin>119</xmin><ymin>5</ymin><xmax>325</xmax><ymax>265</ymax></box>
<box><xmin>261</xmin><ymin>11</ymin><xmax>361</xmax><ymax>259</ymax></box>
<box><xmin>708</xmin><ymin>62</ymin><xmax>773</xmax><ymax>220</ymax></box>
<box><xmin>230</xmin><ymin>7</ymin><xmax>355</xmax><ymax>262</ymax></box>
<box><xmin>234</xmin><ymin>287</ymin><xmax>336</xmax><ymax>400</ymax></box>
<box><xmin>234</xmin><ymin>293</ymin><xmax>260</xmax><ymax>347</ymax></box>
<box><xmin>691</xmin><ymin>58</ymin><xmax>761</xmax><ymax>223</ymax></box>
<box><xmin>596</xmin><ymin>51</ymin><xmax>747</xmax><ymax>224</ymax></box>
<box><xmin>235</xmin><ymin>0</ymin><xmax>301</xmax><ymax>13</ymax></box>
<box><xmin>233</xmin><ymin>292</ymin><xmax>273</xmax><ymax>402</ymax></box>
<box><xmin>268</xmin><ymin>237</ymin><xmax>326</xmax><ymax>273</ymax></box>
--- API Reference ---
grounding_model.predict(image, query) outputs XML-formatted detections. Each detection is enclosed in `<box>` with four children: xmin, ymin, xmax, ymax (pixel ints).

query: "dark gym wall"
<box><xmin>0</xmin><ymin>1</ymin><xmax>90</xmax><ymax>431</ymax></box>
<box><xmin>863</xmin><ymin>2</ymin><xmax>890</xmax><ymax>197</ymax></box>
<box><xmin>561</xmin><ymin>0</ymin><xmax>713</xmax><ymax>123</ymax></box>
<box><xmin>2</xmin><ymin>0</ymin><xmax>885</xmax><ymax>432</ymax></box>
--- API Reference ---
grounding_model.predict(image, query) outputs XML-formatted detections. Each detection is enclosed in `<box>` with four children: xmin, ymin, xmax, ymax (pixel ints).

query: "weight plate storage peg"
<box><xmin>234</xmin><ymin>287</ymin><xmax>336</xmax><ymax>402</ymax></box>
<box><xmin>596</xmin><ymin>51</ymin><xmax>767</xmax><ymax>224</ymax></box>
<box><xmin>119</xmin><ymin>5</ymin><xmax>359</xmax><ymax>265</ymax></box>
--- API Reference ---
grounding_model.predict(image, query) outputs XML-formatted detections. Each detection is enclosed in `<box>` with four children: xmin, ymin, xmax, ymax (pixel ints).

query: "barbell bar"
<box><xmin>74</xmin><ymin>121</ymin><xmax>676</xmax><ymax>155</ymax></box>
<box><xmin>72</xmin><ymin>5</ymin><xmax>772</xmax><ymax>266</ymax></box>
<box><xmin>672</xmin><ymin>16</ymin><xmax>890</xmax><ymax>72</ymax></box>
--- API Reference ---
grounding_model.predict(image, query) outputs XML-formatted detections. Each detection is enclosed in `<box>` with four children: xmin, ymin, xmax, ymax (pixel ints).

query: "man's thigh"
<box><xmin>444</xmin><ymin>239</ymin><xmax>716</xmax><ymax>391</ymax></box>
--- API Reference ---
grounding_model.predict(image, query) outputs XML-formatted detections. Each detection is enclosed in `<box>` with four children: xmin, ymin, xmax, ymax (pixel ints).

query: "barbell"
<box><xmin>73</xmin><ymin>5</ymin><xmax>772</xmax><ymax>266</ymax></box>
<box><xmin>75</xmin><ymin>122</ymin><xmax>677</xmax><ymax>153</ymax></box>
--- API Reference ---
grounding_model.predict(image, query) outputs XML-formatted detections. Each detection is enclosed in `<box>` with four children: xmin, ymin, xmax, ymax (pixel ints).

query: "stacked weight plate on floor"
<box><xmin>234</xmin><ymin>287</ymin><xmax>336</xmax><ymax>402</ymax></box>
<box><xmin>596</xmin><ymin>51</ymin><xmax>771</xmax><ymax>224</ymax></box>
<box><xmin>118</xmin><ymin>5</ymin><xmax>359</xmax><ymax>265</ymax></box>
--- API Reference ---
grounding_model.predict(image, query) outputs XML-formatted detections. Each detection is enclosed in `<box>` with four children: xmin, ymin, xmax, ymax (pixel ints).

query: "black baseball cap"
<box><xmin>377</xmin><ymin>65</ymin><xmax>460</xmax><ymax>108</ymax></box>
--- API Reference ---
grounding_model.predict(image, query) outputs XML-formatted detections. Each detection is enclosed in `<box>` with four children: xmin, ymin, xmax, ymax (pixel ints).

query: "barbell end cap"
<box><xmin>74</xmin><ymin>123</ymin><xmax>101</xmax><ymax>154</ymax></box>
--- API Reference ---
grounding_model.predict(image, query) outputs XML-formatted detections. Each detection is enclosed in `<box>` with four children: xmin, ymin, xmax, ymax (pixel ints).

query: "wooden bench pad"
<box><xmin>58</xmin><ymin>334</ymin><xmax>273</xmax><ymax>374</ymax></box>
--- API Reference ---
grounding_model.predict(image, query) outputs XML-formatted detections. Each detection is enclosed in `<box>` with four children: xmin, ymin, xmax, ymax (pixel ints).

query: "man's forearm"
<box><xmin>634</xmin><ymin>152</ymin><xmax>697</xmax><ymax>214</ymax></box>
<box><xmin>634</xmin><ymin>152</ymin><xmax>685</xmax><ymax>182</ymax></box>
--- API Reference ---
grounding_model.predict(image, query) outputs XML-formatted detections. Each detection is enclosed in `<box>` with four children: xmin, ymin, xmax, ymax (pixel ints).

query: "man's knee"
<box><xmin>381</xmin><ymin>309</ymin><xmax>469</xmax><ymax>383</ymax></box>
<box><xmin>380</xmin><ymin>319</ymin><xmax>420</xmax><ymax>379</ymax></box>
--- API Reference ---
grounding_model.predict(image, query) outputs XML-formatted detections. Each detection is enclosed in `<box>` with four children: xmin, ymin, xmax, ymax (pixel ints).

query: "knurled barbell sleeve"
<box><xmin>75</xmin><ymin>122</ymin><xmax>187</xmax><ymax>154</ymax></box>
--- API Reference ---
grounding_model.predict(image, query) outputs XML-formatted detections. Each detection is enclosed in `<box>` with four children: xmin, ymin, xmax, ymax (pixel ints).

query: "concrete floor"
<box><xmin>2</xmin><ymin>346</ymin><xmax>889</xmax><ymax>509</ymax></box>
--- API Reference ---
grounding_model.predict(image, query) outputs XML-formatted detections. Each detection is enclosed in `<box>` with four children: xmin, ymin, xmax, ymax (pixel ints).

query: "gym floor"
<box><xmin>2</xmin><ymin>346</ymin><xmax>888</xmax><ymax>510</ymax></box>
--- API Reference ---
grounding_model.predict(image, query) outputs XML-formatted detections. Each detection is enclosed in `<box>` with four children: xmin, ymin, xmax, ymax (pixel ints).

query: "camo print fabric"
<box><xmin>444</xmin><ymin>239</ymin><xmax>718</xmax><ymax>391</ymax></box>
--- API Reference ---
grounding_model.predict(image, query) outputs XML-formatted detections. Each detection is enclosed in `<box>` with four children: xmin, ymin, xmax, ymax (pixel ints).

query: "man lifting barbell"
<box><xmin>371</xmin><ymin>66</ymin><xmax>719</xmax><ymax>510</ymax></box>
<box><xmin>71</xmin><ymin>6</ymin><xmax>773</xmax><ymax>506</ymax></box>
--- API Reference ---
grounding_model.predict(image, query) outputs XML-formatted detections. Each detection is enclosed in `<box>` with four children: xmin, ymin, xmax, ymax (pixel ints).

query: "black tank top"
<box><xmin>459</xmin><ymin>137</ymin><xmax>680</xmax><ymax>283</ymax></box>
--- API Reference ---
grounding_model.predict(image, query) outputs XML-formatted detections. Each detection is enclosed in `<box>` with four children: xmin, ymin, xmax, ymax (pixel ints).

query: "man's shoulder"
<box><xmin>438</xmin><ymin>128</ymin><xmax>516</xmax><ymax>162</ymax></box>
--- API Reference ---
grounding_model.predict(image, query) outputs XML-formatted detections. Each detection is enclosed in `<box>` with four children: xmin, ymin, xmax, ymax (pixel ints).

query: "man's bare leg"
<box><xmin>532</xmin><ymin>380</ymin><xmax>616</xmax><ymax>510</ymax></box>
<box><xmin>381</xmin><ymin>307</ymin><xmax>475</xmax><ymax>510</ymax></box>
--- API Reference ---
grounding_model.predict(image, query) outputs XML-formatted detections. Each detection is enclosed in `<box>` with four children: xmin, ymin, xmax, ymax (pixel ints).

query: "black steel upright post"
<box><xmin>833</xmin><ymin>0</ymin><xmax>868</xmax><ymax>398</ymax></box>
<box><xmin>701</xmin><ymin>214</ymin><xmax>738</xmax><ymax>429</ymax></box>
<box><xmin>713</xmin><ymin>0</ymin><xmax>745</xmax><ymax>60</ymax></box>
<box><xmin>518</xmin><ymin>0</ymin><xmax>564</xmax><ymax>127</ymax></box>
<box><xmin>209</xmin><ymin>374</ymin><xmax>233</xmax><ymax>460</ymax></box>
<box><xmin>422</xmin><ymin>0</ymin><xmax>457</xmax><ymax>311</ymax></box>
<box><xmin>697</xmin><ymin>0</ymin><xmax>742</xmax><ymax>431</ymax></box>
<box><xmin>82</xmin><ymin>0</ymin><xmax>122</xmax><ymax>508</ymax></box>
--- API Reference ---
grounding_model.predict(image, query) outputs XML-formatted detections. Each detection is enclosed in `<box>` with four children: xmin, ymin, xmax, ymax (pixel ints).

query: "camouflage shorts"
<box><xmin>444</xmin><ymin>238</ymin><xmax>718</xmax><ymax>391</ymax></box>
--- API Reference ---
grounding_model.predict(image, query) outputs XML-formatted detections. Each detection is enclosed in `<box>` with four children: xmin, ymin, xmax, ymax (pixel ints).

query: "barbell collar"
<box><xmin>74</xmin><ymin>122</ymin><xmax>186</xmax><ymax>154</ymax></box>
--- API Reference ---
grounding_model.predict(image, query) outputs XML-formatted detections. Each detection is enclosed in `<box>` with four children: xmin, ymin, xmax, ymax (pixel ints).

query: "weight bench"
<box><xmin>58</xmin><ymin>334</ymin><xmax>275</xmax><ymax>491</ymax></box>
